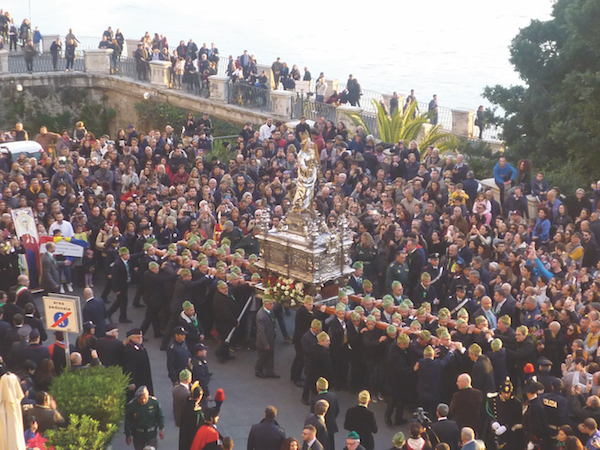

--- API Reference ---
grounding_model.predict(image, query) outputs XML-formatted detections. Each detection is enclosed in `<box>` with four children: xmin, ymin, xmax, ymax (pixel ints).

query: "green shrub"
<box><xmin>49</xmin><ymin>366</ymin><xmax>129</xmax><ymax>441</ymax></box>
<box><xmin>45</xmin><ymin>414</ymin><xmax>117</xmax><ymax>450</ymax></box>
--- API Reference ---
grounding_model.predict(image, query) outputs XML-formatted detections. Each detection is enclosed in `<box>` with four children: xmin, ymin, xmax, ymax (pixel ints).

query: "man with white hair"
<box><xmin>337</xmin><ymin>173</ymin><xmax>352</xmax><ymax>197</ymax></box>
<box><xmin>460</xmin><ymin>428</ymin><xmax>477</xmax><ymax>450</ymax></box>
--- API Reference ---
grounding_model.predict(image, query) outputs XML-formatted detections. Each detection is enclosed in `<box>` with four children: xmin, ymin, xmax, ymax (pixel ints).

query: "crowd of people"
<box><xmin>0</xmin><ymin>13</ymin><xmax>598</xmax><ymax>450</ymax></box>
<box><xmin>0</xmin><ymin>109</ymin><xmax>598</xmax><ymax>450</ymax></box>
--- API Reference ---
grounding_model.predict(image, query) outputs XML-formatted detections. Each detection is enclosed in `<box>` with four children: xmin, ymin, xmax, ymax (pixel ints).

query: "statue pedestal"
<box><xmin>256</xmin><ymin>210</ymin><xmax>353</xmax><ymax>295</ymax></box>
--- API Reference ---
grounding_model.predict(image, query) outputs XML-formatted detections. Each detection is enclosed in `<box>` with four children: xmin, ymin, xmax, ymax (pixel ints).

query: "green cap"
<box><xmin>180</xmin><ymin>269</ymin><xmax>191</xmax><ymax>277</ymax></box>
<box><xmin>236</xmin><ymin>249</ymin><xmax>245</xmax><ymax>257</ymax></box>
<box><xmin>499</xmin><ymin>315</ymin><xmax>511</xmax><ymax>326</ymax></box>
<box><xmin>438</xmin><ymin>310</ymin><xmax>450</xmax><ymax>320</ymax></box>
<box><xmin>393</xmin><ymin>432</ymin><xmax>406</xmax><ymax>447</ymax></box>
<box><xmin>352</xmin><ymin>261</ymin><xmax>364</xmax><ymax>269</ymax></box>
<box><xmin>148</xmin><ymin>261</ymin><xmax>159</xmax><ymax>270</ymax></box>
<box><xmin>179</xmin><ymin>369</ymin><xmax>191</xmax><ymax>381</ymax></box>
<box><xmin>475</xmin><ymin>316</ymin><xmax>487</xmax><ymax>326</ymax></box>
<box><xmin>248</xmin><ymin>254</ymin><xmax>258</xmax><ymax>262</ymax></box>
<box><xmin>347</xmin><ymin>431</ymin><xmax>360</xmax><ymax>440</ymax></box>
<box><xmin>436</xmin><ymin>326</ymin><xmax>448</xmax><ymax>337</ymax></box>
<box><xmin>420</xmin><ymin>330</ymin><xmax>432</xmax><ymax>341</ymax></box>
<box><xmin>198</xmin><ymin>259</ymin><xmax>209</xmax><ymax>266</ymax></box>
<box><xmin>335</xmin><ymin>303</ymin><xmax>346</xmax><ymax>312</ymax></box>
<box><xmin>391</xmin><ymin>280</ymin><xmax>402</xmax><ymax>288</ymax></box>
<box><xmin>217</xmin><ymin>280</ymin><xmax>227</xmax><ymax>289</ymax></box>
<box><xmin>206</xmin><ymin>239</ymin><xmax>216</xmax><ymax>246</ymax></box>
<box><xmin>439</xmin><ymin>331</ymin><xmax>450</xmax><ymax>339</ymax></box>
<box><xmin>216</xmin><ymin>248</ymin><xmax>225</xmax><ymax>256</ymax></box>
<box><xmin>397</xmin><ymin>334</ymin><xmax>410</xmax><ymax>345</ymax></box>
<box><xmin>398</xmin><ymin>302</ymin><xmax>409</xmax><ymax>312</ymax></box>
<box><xmin>350</xmin><ymin>312</ymin><xmax>360</xmax><ymax>321</ymax></box>
<box><xmin>491</xmin><ymin>338</ymin><xmax>503</xmax><ymax>351</ymax></box>
<box><xmin>354</xmin><ymin>306</ymin><xmax>365</xmax><ymax>313</ymax></box>
<box><xmin>392</xmin><ymin>312</ymin><xmax>402</xmax><ymax>320</ymax></box>
<box><xmin>404</xmin><ymin>299</ymin><xmax>414</xmax><ymax>308</ymax></box>
<box><xmin>143</xmin><ymin>243</ymin><xmax>152</xmax><ymax>251</ymax></box>
<box><xmin>181</xmin><ymin>249</ymin><xmax>191</xmax><ymax>257</ymax></box>
<box><xmin>456</xmin><ymin>318</ymin><xmax>467</xmax><ymax>327</ymax></box>
<box><xmin>386</xmin><ymin>325</ymin><xmax>397</xmax><ymax>335</ymax></box>
<box><xmin>166</xmin><ymin>249</ymin><xmax>176</xmax><ymax>256</ymax></box>
<box><xmin>317</xmin><ymin>331</ymin><xmax>329</xmax><ymax>342</ymax></box>
<box><xmin>146</xmin><ymin>237</ymin><xmax>157</xmax><ymax>244</ymax></box>
<box><xmin>410</xmin><ymin>320</ymin><xmax>422</xmax><ymax>329</ymax></box>
<box><xmin>118</xmin><ymin>247</ymin><xmax>129</xmax><ymax>256</ymax></box>
<box><xmin>362</xmin><ymin>279</ymin><xmax>372</xmax><ymax>288</ymax></box>
<box><xmin>182</xmin><ymin>301</ymin><xmax>194</xmax><ymax>311</ymax></box>
<box><xmin>311</xmin><ymin>319</ymin><xmax>322</xmax><ymax>330</ymax></box>
<box><xmin>371</xmin><ymin>307</ymin><xmax>380</xmax><ymax>315</ymax></box>
<box><xmin>262</xmin><ymin>294</ymin><xmax>274</xmax><ymax>304</ymax></box>
<box><xmin>251</xmin><ymin>273</ymin><xmax>261</xmax><ymax>281</ymax></box>
<box><xmin>469</xmin><ymin>343</ymin><xmax>482</xmax><ymax>356</ymax></box>
<box><xmin>216</xmin><ymin>261</ymin><xmax>227</xmax><ymax>270</ymax></box>
<box><xmin>382</xmin><ymin>296</ymin><xmax>394</xmax><ymax>308</ymax></box>
<box><xmin>457</xmin><ymin>308</ymin><xmax>468</xmax><ymax>317</ymax></box>
<box><xmin>168</xmin><ymin>243</ymin><xmax>177</xmax><ymax>250</ymax></box>
<box><xmin>423</xmin><ymin>345</ymin><xmax>435</xmax><ymax>357</ymax></box>
<box><xmin>517</xmin><ymin>325</ymin><xmax>528</xmax><ymax>336</ymax></box>
<box><xmin>416</xmin><ymin>307</ymin><xmax>426</xmax><ymax>316</ymax></box>
<box><xmin>366</xmin><ymin>315</ymin><xmax>376</xmax><ymax>323</ymax></box>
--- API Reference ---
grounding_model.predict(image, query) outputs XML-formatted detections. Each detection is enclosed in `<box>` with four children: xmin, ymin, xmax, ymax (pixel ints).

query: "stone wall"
<box><xmin>0</xmin><ymin>72</ymin><xmax>274</xmax><ymax>136</ymax></box>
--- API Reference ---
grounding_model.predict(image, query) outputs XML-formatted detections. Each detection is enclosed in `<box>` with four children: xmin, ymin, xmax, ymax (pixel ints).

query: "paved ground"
<box><xmin>38</xmin><ymin>281</ymin><xmax>412</xmax><ymax>450</ymax></box>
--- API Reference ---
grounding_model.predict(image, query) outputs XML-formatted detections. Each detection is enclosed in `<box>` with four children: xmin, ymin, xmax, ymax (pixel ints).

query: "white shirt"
<box><xmin>49</xmin><ymin>220</ymin><xmax>74</xmax><ymax>238</ymax></box>
<box><xmin>259</xmin><ymin>123</ymin><xmax>276</xmax><ymax>141</ymax></box>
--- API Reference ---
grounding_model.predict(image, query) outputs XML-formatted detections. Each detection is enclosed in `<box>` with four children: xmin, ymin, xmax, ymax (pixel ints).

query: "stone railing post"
<box><xmin>208</xmin><ymin>75</ymin><xmax>230</xmax><ymax>102</ymax></box>
<box><xmin>125</xmin><ymin>39</ymin><xmax>140</xmax><ymax>58</ymax></box>
<box><xmin>148</xmin><ymin>60</ymin><xmax>171</xmax><ymax>87</ymax></box>
<box><xmin>0</xmin><ymin>50</ymin><xmax>8</xmax><ymax>74</ymax></box>
<box><xmin>84</xmin><ymin>49</ymin><xmax>113</xmax><ymax>74</ymax></box>
<box><xmin>270</xmin><ymin>90</ymin><xmax>294</xmax><ymax>118</ymax></box>
<box><xmin>42</xmin><ymin>34</ymin><xmax>59</xmax><ymax>54</ymax></box>
<box><xmin>452</xmin><ymin>109</ymin><xmax>476</xmax><ymax>137</ymax></box>
<box><xmin>336</xmin><ymin>105</ymin><xmax>363</xmax><ymax>134</ymax></box>
<box><xmin>324</xmin><ymin>78</ymin><xmax>339</xmax><ymax>99</ymax></box>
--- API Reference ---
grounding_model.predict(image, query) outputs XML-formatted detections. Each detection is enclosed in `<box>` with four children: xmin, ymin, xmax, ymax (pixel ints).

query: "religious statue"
<box><xmin>292</xmin><ymin>131</ymin><xmax>318</xmax><ymax>212</ymax></box>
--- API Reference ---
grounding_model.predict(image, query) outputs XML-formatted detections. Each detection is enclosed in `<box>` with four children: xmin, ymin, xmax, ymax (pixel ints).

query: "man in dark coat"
<box><xmin>429</xmin><ymin>403</ymin><xmax>460</xmax><ymax>450</ymax></box>
<box><xmin>406</xmin><ymin>238</ymin><xmax>424</xmax><ymax>297</ymax></box>
<box><xmin>305</xmin><ymin>332</ymin><xmax>334</xmax><ymax>405</ymax></box>
<box><xmin>523</xmin><ymin>381</ymin><xmax>551</xmax><ymax>449</ymax></box>
<box><xmin>505</xmin><ymin>326</ymin><xmax>537</xmax><ymax>389</ymax></box>
<box><xmin>305</xmin><ymin>400</ymin><xmax>331</xmax><ymax>450</ymax></box>
<box><xmin>123</xmin><ymin>328</ymin><xmax>154</xmax><ymax>397</ymax></box>
<box><xmin>311</xmin><ymin>377</ymin><xmax>339</xmax><ymax>450</ymax></box>
<box><xmin>292</xmin><ymin>297</ymin><xmax>323</xmax><ymax>386</ymax></box>
<box><xmin>255</xmin><ymin>295</ymin><xmax>279</xmax><ymax>378</ymax></box>
<box><xmin>384</xmin><ymin>333</ymin><xmax>411</xmax><ymax>426</ymax></box>
<box><xmin>82</xmin><ymin>287</ymin><xmax>107</xmax><ymax>338</ymax></box>
<box><xmin>327</xmin><ymin>303</ymin><xmax>350</xmax><ymax>390</ymax></box>
<box><xmin>468</xmin><ymin>344</ymin><xmax>495</xmax><ymax>395</ymax></box>
<box><xmin>212</xmin><ymin>280</ymin><xmax>238</xmax><ymax>363</ymax></box>
<box><xmin>140</xmin><ymin>262</ymin><xmax>176</xmax><ymax>338</ymax></box>
<box><xmin>247</xmin><ymin>405</ymin><xmax>286</xmax><ymax>450</ymax></box>
<box><xmin>301</xmin><ymin>319</ymin><xmax>323</xmax><ymax>404</ymax></box>
<box><xmin>107</xmin><ymin>247</ymin><xmax>132</xmax><ymax>323</ymax></box>
<box><xmin>41</xmin><ymin>242</ymin><xmax>60</xmax><ymax>293</ymax></box>
<box><xmin>15</xmin><ymin>275</ymin><xmax>38</xmax><ymax>315</ymax></box>
<box><xmin>96</xmin><ymin>323</ymin><xmax>124</xmax><ymax>368</ymax></box>
<box><xmin>417</xmin><ymin>344</ymin><xmax>457</xmax><ymax>418</ymax></box>
<box><xmin>344</xmin><ymin>391</ymin><xmax>378</xmax><ymax>450</ymax></box>
<box><xmin>450</xmin><ymin>373</ymin><xmax>484</xmax><ymax>435</ymax></box>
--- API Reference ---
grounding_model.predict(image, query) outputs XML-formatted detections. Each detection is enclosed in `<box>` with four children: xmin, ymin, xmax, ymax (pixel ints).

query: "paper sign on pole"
<box><xmin>43</xmin><ymin>294</ymin><xmax>82</xmax><ymax>334</ymax></box>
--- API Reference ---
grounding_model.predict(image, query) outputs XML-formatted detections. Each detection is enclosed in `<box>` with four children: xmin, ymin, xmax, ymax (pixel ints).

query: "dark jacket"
<box><xmin>471</xmin><ymin>354</ymin><xmax>495</xmax><ymax>394</ymax></box>
<box><xmin>96</xmin><ymin>336</ymin><xmax>124</xmax><ymax>367</ymax></box>
<box><xmin>344</xmin><ymin>405</ymin><xmax>378</xmax><ymax>450</ymax></box>
<box><xmin>82</xmin><ymin>297</ymin><xmax>107</xmax><ymax>338</ymax></box>
<box><xmin>311</xmin><ymin>390</ymin><xmax>340</xmax><ymax>435</ymax></box>
<box><xmin>111</xmin><ymin>258</ymin><xmax>130</xmax><ymax>293</ymax></box>
<box><xmin>247</xmin><ymin>417</ymin><xmax>286</xmax><ymax>450</ymax></box>
<box><xmin>449</xmin><ymin>387</ymin><xmax>484</xmax><ymax>434</ymax></box>
<box><xmin>306</xmin><ymin>344</ymin><xmax>334</xmax><ymax>391</ymax></box>
<box><xmin>429</xmin><ymin>418</ymin><xmax>460</xmax><ymax>450</ymax></box>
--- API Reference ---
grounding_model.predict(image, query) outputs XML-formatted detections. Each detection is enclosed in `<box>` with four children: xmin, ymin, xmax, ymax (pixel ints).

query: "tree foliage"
<box><xmin>350</xmin><ymin>100</ymin><xmax>457</xmax><ymax>154</ymax></box>
<box><xmin>484</xmin><ymin>0</ymin><xmax>600</xmax><ymax>183</ymax></box>
<box><xmin>0</xmin><ymin>86</ymin><xmax>115</xmax><ymax>137</ymax></box>
<box><xmin>45</xmin><ymin>414</ymin><xmax>117</xmax><ymax>450</ymax></box>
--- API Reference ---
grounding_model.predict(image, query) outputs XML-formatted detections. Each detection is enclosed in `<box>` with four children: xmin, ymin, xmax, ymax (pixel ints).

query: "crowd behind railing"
<box><xmin>0</xmin><ymin>8</ymin><xmax>501</xmax><ymax>140</ymax></box>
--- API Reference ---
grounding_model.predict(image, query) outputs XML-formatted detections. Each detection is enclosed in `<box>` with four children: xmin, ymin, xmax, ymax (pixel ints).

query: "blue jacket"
<box><xmin>533</xmin><ymin>218</ymin><xmax>550</xmax><ymax>241</ymax></box>
<box><xmin>493</xmin><ymin>161</ymin><xmax>517</xmax><ymax>185</ymax></box>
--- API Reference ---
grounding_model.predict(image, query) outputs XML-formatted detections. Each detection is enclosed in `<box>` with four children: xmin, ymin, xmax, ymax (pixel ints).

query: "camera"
<box><xmin>413</xmin><ymin>407</ymin><xmax>431</xmax><ymax>425</ymax></box>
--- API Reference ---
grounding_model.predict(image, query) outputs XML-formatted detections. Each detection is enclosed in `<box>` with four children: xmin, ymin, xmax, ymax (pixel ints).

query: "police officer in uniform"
<box><xmin>348</xmin><ymin>262</ymin><xmax>365</xmax><ymax>295</ymax></box>
<box><xmin>486</xmin><ymin>377</ymin><xmax>523</xmax><ymax>450</ymax></box>
<box><xmin>541</xmin><ymin>378</ymin><xmax>572</xmax><ymax>439</ymax></box>
<box><xmin>124</xmin><ymin>385</ymin><xmax>165</xmax><ymax>449</ymax></box>
<box><xmin>191</xmin><ymin>342</ymin><xmax>211</xmax><ymax>406</ymax></box>
<box><xmin>522</xmin><ymin>381</ymin><xmax>551</xmax><ymax>450</ymax></box>
<box><xmin>386</xmin><ymin>249</ymin><xmax>409</xmax><ymax>293</ymax></box>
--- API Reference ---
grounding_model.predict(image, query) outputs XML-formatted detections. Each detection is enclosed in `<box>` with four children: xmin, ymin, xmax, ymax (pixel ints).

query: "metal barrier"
<box><xmin>227</xmin><ymin>81</ymin><xmax>271</xmax><ymax>112</ymax></box>
<box><xmin>58</xmin><ymin>36</ymin><xmax>103</xmax><ymax>56</ymax></box>
<box><xmin>8</xmin><ymin>53</ymin><xmax>84</xmax><ymax>73</ymax></box>
<box><xmin>114</xmin><ymin>56</ymin><xmax>139</xmax><ymax>80</ymax></box>
<box><xmin>292</xmin><ymin>97</ymin><xmax>337</xmax><ymax>122</ymax></box>
<box><xmin>359</xmin><ymin>110</ymin><xmax>380</xmax><ymax>139</ymax></box>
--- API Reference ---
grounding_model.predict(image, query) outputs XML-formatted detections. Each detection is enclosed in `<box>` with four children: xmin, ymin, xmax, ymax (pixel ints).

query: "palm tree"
<box><xmin>351</xmin><ymin>100</ymin><xmax>456</xmax><ymax>154</ymax></box>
